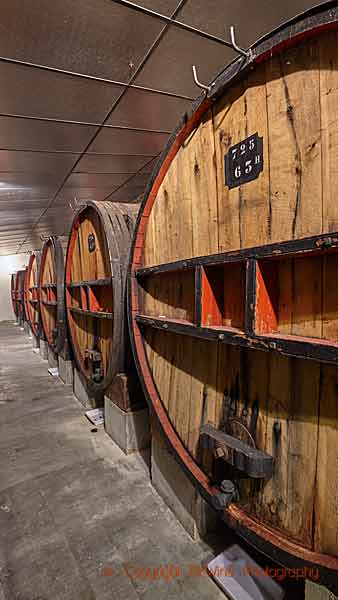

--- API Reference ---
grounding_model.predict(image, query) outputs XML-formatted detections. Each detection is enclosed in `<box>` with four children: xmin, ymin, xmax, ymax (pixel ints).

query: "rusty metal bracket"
<box><xmin>200</xmin><ymin>423</ymin><xmax>274</xmax><ymax>479</ymax></box>
<box><xmin>85</xmin><ymin>348</ymin><xmax>102</xmax><ymax>362</ymax></box>
<box><xmin>210</xmin><ymin>480</ymin><xmax>239</xmax><ymax>511</ymax></box>
<box><xmin>315</xmin><ymin>236</ymin><xmax>338</xmax><ymax>249</ymax></box>
<box><xmin>85</xmin><ymin>348</ymin><xmax>103</xmax><ymax>383</ymax></box>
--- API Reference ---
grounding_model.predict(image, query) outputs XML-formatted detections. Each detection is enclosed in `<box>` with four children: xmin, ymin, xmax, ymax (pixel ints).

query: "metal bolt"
<box><xmin>220</xmin><ymin>480</ymin><xmax>236</xmax><ymax>494</ymax></box>
<box><xmin>214</xmin><ymin>445</ymin><xmax>228</xmax><ymax>459</ymax></box>
<box><xmin>214</xmin><ymin>447</ymin><xmax>224</xmax><ymax>459</ymax></box>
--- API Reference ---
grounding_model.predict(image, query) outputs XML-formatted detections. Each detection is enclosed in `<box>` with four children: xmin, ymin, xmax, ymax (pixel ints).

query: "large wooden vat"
<box><xmin>39</xmin><ymin>236</ymin><xmax>70</xmax><ymax>357</ymax></box>
<box><xmin>11</xmin><ymin>271</ymin><xmax>25</xmax><ymax>322</ymax></box>
<box><xmin>24</xmin><ymin>251</ymin><xmax>42</xmax><ymax>338</ymax></box>
<box><xmin>129</xmin><ymin>3</ymin><xmax>338</xmax><ymax>590</ymax></box>
<box><xmin>10</xmin><ymin>273</ymin><xmax>17</xmax><ymax>318</ymax></box>
<box><xmin>65</xmin><ymin>200</ymin><xmax>139</xmax><ymax>396</ymax></box>
<box><xmin>15</xmin><ymin>269</ymin><xmax>26</xmax><ymax>324</ymax></box>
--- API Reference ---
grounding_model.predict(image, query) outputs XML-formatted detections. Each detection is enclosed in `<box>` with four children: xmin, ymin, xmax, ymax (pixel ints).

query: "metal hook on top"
<box><xmin>69</xmin><ymin>196</ymin><xmax>86</xmax><ymax>213</ymax></box>
<box><xmin>69</xmin><ymin>197</ymin><xmax>78</xmax><ymax>213</ymax></box>
<box><xmin>39</xmin><ymin>234</ymin><xmax>49</xmax><ymax>242</ymax></box>
<box><xmin>229</xmin><ymin>26</ymin><xmax>251</xmax><ymax>59</ymax></box>
<box><xmin>192</xmin><ymin>65</ymin><xmax>212</xmax><ymax>93</ymax></box>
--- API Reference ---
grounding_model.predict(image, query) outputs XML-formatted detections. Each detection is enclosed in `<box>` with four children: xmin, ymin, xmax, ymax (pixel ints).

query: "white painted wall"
<box><xmin>0</xmin><ymin>254</ymin><xmax>28</xmax><ymax>321</ymax></box>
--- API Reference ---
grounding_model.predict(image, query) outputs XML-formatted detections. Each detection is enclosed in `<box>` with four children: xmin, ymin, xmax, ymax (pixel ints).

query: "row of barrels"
<box><xmin>12</xmin><ymin>202</ymin><xmax>138</xmax><ymax>401</ymax></box>
<box><xmin>10</xmin><ymin>5</ymin><xmax>338</xmax><ymax>593</ymax></box>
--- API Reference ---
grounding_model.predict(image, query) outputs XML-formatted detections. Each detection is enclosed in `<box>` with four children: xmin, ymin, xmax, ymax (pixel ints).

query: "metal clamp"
<box><xmin>85</xmin><ymin>348</ymin><xmax>102</xmax><ymax>362</ymax></box>
<box><xmin>211</xmin><ymin>480</ymin><xmax>239</xmax><ymax>511</ymax></box>
<box><xmin>85</xmin><ymin>348</ymin><xmax>104</xmax><ymax>383</ymax></box>
<box><xmin>200</xmin><ymin>423</ymin><xmax>274</xmax><ymax>479</ymax></box>
<box><xmin>315</xmin><ymin>236</ymin><xmax>335</xmax><ymax>249</ymax></box>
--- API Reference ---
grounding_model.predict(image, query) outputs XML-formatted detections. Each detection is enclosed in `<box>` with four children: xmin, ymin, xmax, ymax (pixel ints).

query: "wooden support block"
<box><xmin>105</xmin><ymin>372</ymin><xmax>144</xmax><ymax>412</ymax></box>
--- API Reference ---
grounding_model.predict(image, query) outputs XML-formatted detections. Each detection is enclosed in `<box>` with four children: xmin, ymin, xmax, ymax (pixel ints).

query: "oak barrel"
<box><xmin>24</xmin><ymin>251</ymin><xmax>42</xmax><ymax>338</ymax></box>
<box><xmin>10</xmin><ymin>273</ymin><xmax>17</xmax><ymax>318</ymax></box>
<box><xmin>65</xmin><ymin>200</ymin><xmax>139</xmax><ymax>395</ymax></box>
<box><xmin>15</xmin><ymin>269</ymin><xmax>26</xmax><ymax>324</ymax></box>
<box><xmin>39</xmin><ymin>236</ymin><xmax>70</xmax><ymax>357</ymax></box>
<box><xmin>129</xmin><ymin>3</ymin><xmax>338</xmax><ymax>590</ymax></box>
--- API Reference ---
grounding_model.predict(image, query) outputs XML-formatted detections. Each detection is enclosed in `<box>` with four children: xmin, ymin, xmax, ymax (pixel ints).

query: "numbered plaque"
<box><xmin>225</xmin><ymin>133</ymin><xmax>263</xmax><ymax>189</ymax></box>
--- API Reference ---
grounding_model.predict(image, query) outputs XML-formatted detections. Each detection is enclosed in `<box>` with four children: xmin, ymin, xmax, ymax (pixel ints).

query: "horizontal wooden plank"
<box><xmin>41</xmin><ymin>283</ymin><xmax>57</xmax><ymax>290</ymax></box>
<box><xmin>136</xmin><ymin>231</ymin><xmax>338</xmax><ymax>278</ymax></box>
<box><xmin>257</xmin><ymin>333</ymin><xmax>338</xmax><ymax>365</ymax></box>
<box><xmin>67</xmin><ymin>277</ymin><xmax>112</xmax><ymax>289</ymax></box>
<box><xmin>69</xmin><ymin>306</ymin><xmax>113</xmax><ymax>320</ymax></box>
<box><xmin>136</xmin><ymin>315</ymin><xmax>338</xmax><ymax>366</ymax></box>
<box><xmin>136</xmin><ymin>314</ymin><xmax>255</xmax><ymax>348</ymax></box>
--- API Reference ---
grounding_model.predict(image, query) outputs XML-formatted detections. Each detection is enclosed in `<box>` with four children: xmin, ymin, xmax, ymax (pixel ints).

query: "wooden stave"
<box><xmin>24</xmin><ymin>251</ymin><xmax>43</xmax><ymax>338</ymax></box>
<box><xmin>39</xmin><ymin>236</ymin><xmax>69</xmax><ymax>356</ymax></box>
<box><xmin>127</xmin><ymin>3</ymin><xmax>338</xmax><ymax>589</ymax></box>
<box><xmin>65</xmin><ymin>200</ymin><xmax>139</xmax><ymax>393</ymax></box>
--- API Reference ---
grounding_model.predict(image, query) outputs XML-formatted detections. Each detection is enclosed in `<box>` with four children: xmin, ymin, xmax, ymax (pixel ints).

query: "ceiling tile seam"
<box><xmin>0</xmin><ymin>171</ymin><xmax>60</xmax><ymax>174</ymax></box>
<box><xmin>0</xmin><ymin>112</ymin><xmax>171</xmax><ymax>134</ymax></box>
<box><xmin>72</xmin><ymin>171</ymin><xmax>154</xmax><ymax>175</ymax></box>
<box><xmin>0</xmin><ymin>148</ymin><xmax>156</xmax><ymax>156</ymax></box>
<box><xmin>101</xmin><ymin>153</ymin><xmax>161</xmax><ymax>202</ymax></box>
<box><xmin>16</xmin><ymin>0</ymin><xmax>189</xmax><ymax>253</ymax></box>
<box><xmin>110</xmin><ymin>0</ymin><xmax>234</xmax><ymax>48</ymax></box>
<box><xmin>0</xmin><ymin>55</ymin><xmax>194</xmax><ymax>102</ymax></box>
<box><xmin>0</xmin><ymin>171</ymin><xmax>152</xmax><ymax>176</ymax></box>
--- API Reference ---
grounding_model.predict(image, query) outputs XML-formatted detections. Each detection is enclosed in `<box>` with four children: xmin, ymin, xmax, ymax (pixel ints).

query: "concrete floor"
<box><xmin>0</xmin><ymin>322</ymin><xmax>226</xmax><ymax>600</ymax></box>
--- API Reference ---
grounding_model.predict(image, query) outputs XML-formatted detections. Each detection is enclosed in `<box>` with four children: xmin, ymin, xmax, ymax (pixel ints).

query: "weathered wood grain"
<box><xmin>266</xmin><ymin>41</ymin><xmax>322</xmax><ymax>242</ymax></box>
<box><xmin>138</xmin><ymin>28</ymin><xmax>338</xmax><ymax>561</ymax></box>
<box><xmin>66</xmin><ymin>202</ymin><xmax>139</xmax><ymax>392</ymax></box>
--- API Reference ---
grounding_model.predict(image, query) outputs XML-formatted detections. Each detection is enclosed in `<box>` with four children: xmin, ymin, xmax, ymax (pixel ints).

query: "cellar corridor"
<box><xmin>0</xmin><ymin>322</ymin><xmax>223</xmax><ymax>600</ymax></box>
